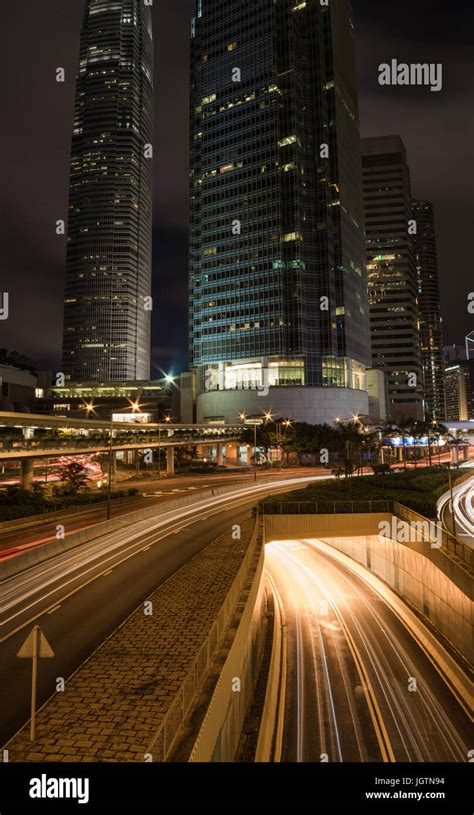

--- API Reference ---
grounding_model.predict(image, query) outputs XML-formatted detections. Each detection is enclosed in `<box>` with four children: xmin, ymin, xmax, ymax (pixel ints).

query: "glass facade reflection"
<box><xmin>189</xmin><ymin>0</ymin><xmax>370</xmax><ymax>399</ymax></box>
<box><xmin>62</xmin><ymin>0</ymin><xmax>153</xmax><ymax>382</ymax></box>
<box><xmin>412</xmin><ymin>199</ymin><xmax>446</xmax><ymax>420</ymax></box>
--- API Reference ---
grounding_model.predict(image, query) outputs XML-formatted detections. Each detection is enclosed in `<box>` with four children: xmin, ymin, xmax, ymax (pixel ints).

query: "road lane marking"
<box><xmin>2</xmin><ymin>476</ymin><xmax>321</xmax><ymax>641</ymax></box>
<box><xmin>274</xmin><ymin>544</ymin><xmax>396</xmax><ymax>763</ymax></box>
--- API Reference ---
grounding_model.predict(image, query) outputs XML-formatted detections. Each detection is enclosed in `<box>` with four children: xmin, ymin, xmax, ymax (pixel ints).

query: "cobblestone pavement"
<box><xmin>5</xmin><ymin>519</ymin><xmax>255</xmax><ymax>762</ymax></box>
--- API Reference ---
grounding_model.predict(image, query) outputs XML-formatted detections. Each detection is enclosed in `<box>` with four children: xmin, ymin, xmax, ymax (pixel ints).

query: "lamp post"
<box><xmin>447</xmin><ymin>460</ymin><xmax>456</xmax><ymax>538</ymax></box>
<box><xmin>106</xmin><ymin>411</ymin><xmax>114</xmax><ymax>521</ymax></box>
<box><xmin>81</xmin><ymin>399</ymin><xmax>144</xmax><ymax>520</ymax></box>
<box><xmin>239</xmin><ymin>413</ymin><xmax>260</xmax><ymax>482</ymax></box>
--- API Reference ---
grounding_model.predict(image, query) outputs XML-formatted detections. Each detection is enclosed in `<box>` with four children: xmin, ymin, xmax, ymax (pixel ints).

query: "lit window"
<box><xmin>227</xmin><ymin>42</ymin><xmax>237</xmax><ymax>52</ymax></box>
<box><xmin>278</xmin><ymin>135</ymin><xmax>298</xmax><ymax>147</ymax></box>
<box><xmin>282</xmin><ymin>232</ymin><xmax>303</xmax><ymax>242</ymax></box>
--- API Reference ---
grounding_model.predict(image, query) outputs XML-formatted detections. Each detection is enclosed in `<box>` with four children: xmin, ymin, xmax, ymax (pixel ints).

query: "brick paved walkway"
<box><xmin>5</xmin><ymin>520</ymin><xmax>255</xmax><ymax>762</ymax></box>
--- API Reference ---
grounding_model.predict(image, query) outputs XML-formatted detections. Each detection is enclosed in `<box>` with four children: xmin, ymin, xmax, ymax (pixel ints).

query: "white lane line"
<box><xmin>47</xmin><ymin>605</ymin><xmax>61</xmax><ymax>615</ymax></box>
<box><xmin>1</xmin><ymin>476</ymin><xmax>323</xmax><ymax>638</ymax></box>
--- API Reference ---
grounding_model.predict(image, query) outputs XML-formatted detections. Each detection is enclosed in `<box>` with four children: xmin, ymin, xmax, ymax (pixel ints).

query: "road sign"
<box><xmin>17</xmin><ymin>627</ymin><xmax>54</xmax><ymax>659</ymax></box>
<box><xmin>17</xmin><ymin>626</ymin><xmax>54</xmax><ymax>741</ymax></box>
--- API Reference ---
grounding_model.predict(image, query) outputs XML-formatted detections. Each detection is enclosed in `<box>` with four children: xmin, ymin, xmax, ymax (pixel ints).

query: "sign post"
<box><xmin>17</xmin><ymin>625</ymin><xmax>54</xmax><ymax>741</ymax></box>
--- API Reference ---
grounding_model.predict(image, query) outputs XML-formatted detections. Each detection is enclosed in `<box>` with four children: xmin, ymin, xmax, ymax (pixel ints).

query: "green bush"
<box><xmin>261</xmin><ymin>467</ymin><xmax>460</xmax><ymax>519</ymax></box>
<box><xmin>0</xmin><ymin>485</ymin><xmax>142</xmax><ymax>522</ymax></box>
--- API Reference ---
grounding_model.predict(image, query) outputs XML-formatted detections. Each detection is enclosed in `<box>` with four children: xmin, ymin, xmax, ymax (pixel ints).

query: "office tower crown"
<box><xmin>62</xmin><ymin>0</ymin><xmax>154</xmax><ymax>382</ymax></box>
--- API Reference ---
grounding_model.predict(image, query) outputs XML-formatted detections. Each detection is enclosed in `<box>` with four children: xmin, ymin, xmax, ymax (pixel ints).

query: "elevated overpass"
<box><xmin>0</xmin><ymin>412</ymin><xmax>243</xmax><ymax>485</ymax></box>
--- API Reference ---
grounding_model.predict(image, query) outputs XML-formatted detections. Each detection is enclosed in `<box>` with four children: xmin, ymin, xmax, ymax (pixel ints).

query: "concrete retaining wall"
<box><xmin>188</xmin><ymin>543</ymin><xmax>266</xmax><ymax>761</ymax></box>
<box><xmin>263</xmin><ymin>514</ymin><xmax>473</xmax><ymax>669</ymax></box>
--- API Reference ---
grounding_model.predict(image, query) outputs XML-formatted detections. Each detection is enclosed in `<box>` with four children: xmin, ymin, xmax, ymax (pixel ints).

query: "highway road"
<box><xmin>0</xmin><ymin>475</ymin><xmax>320</xmax><ymax>746</ymax></box>
<box><xmin>438</xmin><ymin>474</ymin><xmax>474</xmax><ymax>547</ymax></box>
<box><xmin>0</xmin><ymin>469</ymin><xmax>325</xmax><ymax>558</ymax></box>
<box><xmin>266</xmin><ymin>538</ymin><xmax>471</xmax><ymax>762</ymax></box>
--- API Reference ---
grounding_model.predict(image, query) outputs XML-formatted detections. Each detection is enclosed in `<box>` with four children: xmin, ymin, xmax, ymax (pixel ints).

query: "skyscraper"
<box><xmin>62</xmin><ymin>0</ymin><xmax>154</xmax><ymax>382</ymax></box>
<box><xmin>412</xmin><ymin>199</ymin><xmax>446</xmax><ymax>420</ymax></box>
<box><xmin>189</xmin><ymin>0</ymin><xmax>371</xmax><ymax>424</ymax></box>
<box><xmin>361</xmin><ymin>136</ymin><xmax>423</xmax><ymax>422</ymax></box>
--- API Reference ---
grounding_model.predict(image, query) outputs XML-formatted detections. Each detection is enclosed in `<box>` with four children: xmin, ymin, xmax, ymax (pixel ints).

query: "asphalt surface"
<box><xmin>0</xmin><ymin>475</ymin><xmax>320</xmax><ymax>746</ymax></box>
<box><xmin>266</xmin><ymin>538</ymin><xmax>471</xmax><ymax>762</ymax></box>
<box><xmin>0</xmin><ymin>469</ymin><xmax>321</xmax><ymax>557</ymax></box>
<box><xmin>438</xmin><ymin>474</ymin><xmax>474</xmax><ymax>548</ymax></box>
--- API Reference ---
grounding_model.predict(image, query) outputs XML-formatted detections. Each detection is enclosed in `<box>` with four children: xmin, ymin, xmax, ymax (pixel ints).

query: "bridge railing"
<box><xmin>0</xmin><ymin>433</ymin><xmax>239</xmax><ymax>456</ymax></box>
<box><xmin>260</xmin><ymin>499</ymin><xmax>392</xmax><ymax>515</ymax></box>
<box><xmin>260</xmin><ymin>500</ymin><xmax>473</xmax><ymax>571</ymax></box>
<box><xmin>393</xmin><ymin>501</ymin><xmax>473</xmax><ymax>571</ymax></box>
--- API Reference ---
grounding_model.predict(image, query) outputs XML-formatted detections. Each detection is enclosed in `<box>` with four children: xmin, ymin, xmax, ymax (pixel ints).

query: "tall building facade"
<box><xmin>62</xmin><ymin>0</ymin><xmax>154</xmax><ymax>382</ymax></box>
<box><xmin>445</xmin><ymin>362</ymin><xmax>473</xmax><ymax>421</ymax></box>
<box><xmin>412</xmin><ymin>199</ymin><xmax>446</xmax><ymax>420</ymax></box>
<box><xmin>361</xmin><ymin>136</ymin><xmax>423</xmax><ymax>422</ymax></box>
<box><xmin>189</xmin><ymin>0</ymin><xmax>371</xmax><ymax>424</ymax></box>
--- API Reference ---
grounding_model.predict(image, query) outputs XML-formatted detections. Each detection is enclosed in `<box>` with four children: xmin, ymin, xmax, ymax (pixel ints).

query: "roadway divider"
<box><xmin>255</xmin><ymin>571</ymin><xmax>286</xmax><ymax>762</ymax></box>
<box><xmin>0</xmin><ymin>476</ymin><xmax>318</xmax><ymax>581</ymax></box>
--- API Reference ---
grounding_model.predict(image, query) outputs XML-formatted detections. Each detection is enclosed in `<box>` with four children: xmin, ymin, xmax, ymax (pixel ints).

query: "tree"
<box><xmin>58</xmin><ymin>462</ymin><xmax>88</xmax><ymax>494</ymax></box>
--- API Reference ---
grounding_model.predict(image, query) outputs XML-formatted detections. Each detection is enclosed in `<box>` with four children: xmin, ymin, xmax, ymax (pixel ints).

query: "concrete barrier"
<box><xmin>188</xmin><ymin>534</ymin><xmax>266</xmax><ymax>761</ymax></box>
<box><xmin>0</xmin><ymin>476</ymin><xmax>317</xmax><ymax>581</ymax></box>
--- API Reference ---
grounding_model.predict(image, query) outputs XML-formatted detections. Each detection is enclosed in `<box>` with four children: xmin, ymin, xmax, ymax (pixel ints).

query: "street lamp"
<box><xmin>81</xmin><ymin>400</ymin><xmax>144</xmax><ymax>520</ymax></box>
<box><xmin>239</xmin><ymin>412</ymin><xmax>258</xmax><ymax>481</ymax></box>
<box><xmin>106</xmin><ymin>411</ymin><xmax>114</xmax><ymax>520</ymax></box>
<box><xmin>446</xmin><ymin>460</ymin><xmax>457</xmax><ymax>538</ymax></box>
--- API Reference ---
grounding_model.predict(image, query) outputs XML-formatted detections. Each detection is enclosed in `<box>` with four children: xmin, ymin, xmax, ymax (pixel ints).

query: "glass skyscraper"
<box><xmin>412</xmin><ymin>199</ymin><xmax>446</xmax><ymax>421</ymax></box>
<box><xmin>189</xmin><ymin>0</ymin><xmax>371</xmax><ymax>424</ymax></box>
<box><xmin>62</xmin><ymin>0</ymin><xmax>153</xmax><ymax>382</ymax></box>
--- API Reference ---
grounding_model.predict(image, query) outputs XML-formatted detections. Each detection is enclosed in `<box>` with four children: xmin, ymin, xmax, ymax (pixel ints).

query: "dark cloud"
<box><xmin>1</xmin><ymin>0</ymin><xmax>473</xmax><ymax>376</ymax></box>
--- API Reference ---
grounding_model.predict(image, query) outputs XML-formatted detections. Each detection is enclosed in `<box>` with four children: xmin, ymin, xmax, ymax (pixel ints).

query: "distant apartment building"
<box><xmin>0</xmin><ymin>365</ymin><xmax>37</xmax><ymax>412</ymax></box>
<box><xmin>412</xmin><ymin>199</ymin><xmax>446</xmax><ymax>420</ymax></box>
<box><xmin>445</xmin><ymin>361</ymin><xmax>473</xmax><ymax>421</ymax></box>
<box><xmin>361</xmin><ymin>135</ymin><xmax>423</xmax><ymax>421</ymax></box>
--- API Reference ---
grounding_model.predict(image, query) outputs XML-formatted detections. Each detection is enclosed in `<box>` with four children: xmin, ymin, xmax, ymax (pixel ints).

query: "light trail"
<box><xmin>264</xmin><ymin>537</ymin><xmax>470</xmax><ymax>762</ymax></box>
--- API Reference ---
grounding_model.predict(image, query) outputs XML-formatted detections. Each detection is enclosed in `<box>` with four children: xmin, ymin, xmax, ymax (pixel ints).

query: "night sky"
<box><xmin>1</xmin><ymin>0</ymin><xmax>473</xmax><ymax>378</ymax></box>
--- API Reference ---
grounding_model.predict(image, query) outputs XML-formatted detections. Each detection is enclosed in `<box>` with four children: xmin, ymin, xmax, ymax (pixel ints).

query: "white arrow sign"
<box><xmin>17</xmin><ymin>625</ymin><xmax>54</xmax><ymax>741</ymax></box>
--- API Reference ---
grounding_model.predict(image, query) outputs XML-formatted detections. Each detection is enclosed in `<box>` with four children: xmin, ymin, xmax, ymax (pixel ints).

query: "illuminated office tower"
<box><xmin>412</xmin><ymin>199</ymin><xmax>446</xmax><ymax>420</ymax></box>
<box><xmin>189</xmin><ymin>0</ymin><xmax>371</xmax><ymax>424</ymax></box>
<box><xmin>62</xmin><ymin>0</ymin><xmax>154</xmax><ymax>382</ymax></box>
<box><xmin>361</xmin><ymin>136</ymin><xmax>423</xmax><ymax>421</ymax></box>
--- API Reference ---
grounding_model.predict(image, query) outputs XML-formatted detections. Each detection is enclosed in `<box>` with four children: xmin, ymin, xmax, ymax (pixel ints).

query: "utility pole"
<box><xmin>107</xmin><ymin>412</ymin><xmax>113</xmax><ymax>520</ymax></box>
<box><xmin>447</xmin><ymin>461</ymin><xmax>456</xmax><ymax>538</ymax></box>
<box><xmin>254</xmin><ymin>422</ymin><xmax>257</xmax><ymax>482</ymax></box>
